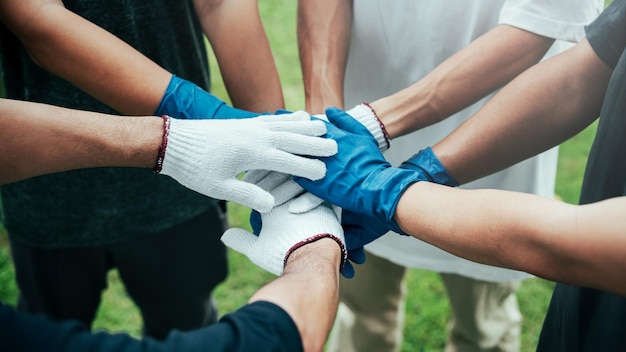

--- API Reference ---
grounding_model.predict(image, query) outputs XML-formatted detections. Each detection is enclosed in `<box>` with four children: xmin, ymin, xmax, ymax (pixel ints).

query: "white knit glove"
<box><xmin>243</xmin><ymin>104</ymin><xmax>390</xmax><ymax>213</ymax></box>
<box><xmin>155</xmin><ymin>111</ymin><xmax>337</xmax><ymax>212</ymax></box>
<box><xmin>221</xmin><ymin>200</ymin><xmax>347</xmax><ymax>276</ymax></box>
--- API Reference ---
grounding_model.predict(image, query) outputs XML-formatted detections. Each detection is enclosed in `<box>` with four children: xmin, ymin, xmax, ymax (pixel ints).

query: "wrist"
<box><xmin>285</xmin><ymin>236</ymin><xmax>345</xmax><ymax>273</ymax></box>
<box><xmin>347</xmin><ymin>103</ymin><xmax>391</xmax><ymax>151</ymax></box>
<box><xmin>400</xmin><ymin>147</ymin><xmax>458</xmax><ymax>187</ymax></box>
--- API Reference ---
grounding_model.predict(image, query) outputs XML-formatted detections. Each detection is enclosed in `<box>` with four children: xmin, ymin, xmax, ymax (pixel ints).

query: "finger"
<box><xmin>265</xmin><ymin>119</ymin><xmax>328</xmax><ymax>137</ymax></box>
<box><xmin>219</xmin><ymin>179</ymin><xmax>275</xmax><ymax>213</ymax></box>
<box><xmin>312</xmin><ymin>113</ymin><xmax>329</xmax><ymax>122</ymax></box>
<box><xmin>247</xmin><ymin>151</ymin><xmax>327</xmax><ymax>181</ymax></box>
<box><xmin>255</xmin><ymin>172</ymin><xmax>292</xmax><ymax>193</ymax></box>
<box><xmin>340</xmin><ymin>261</ymin><xmax>355</xmax><ymax>278</ymax></box>
<box><xmin>250</xmin><ymin>210</ymin><xmax>262</xmax><ymax>236</ymax></box>
<box><xmin>273</xmin><ymin>132</ymin><xmax>337</xmax><ymax>157</ymax></box>
<box><xmin>221</xmin><ymin>228</ymin><xmax>256</xmax><ymax>254</ymax></box>
<box><xmin>271</xmin><ymin>179</ymin><xmax>305</xmax><ymax>206</ymax></box>
<box><xmin>348</xmin><ymin>247</ymin><xmax>367</xmax><ymax>264</ymax></box>
<box><xmin>288</xmin><ymin>192</ymin><xmax>325</xmax><ymax>213</ymax></box>
<box><xmin>257</xmin><ymin>110</ymin><xmax>310</xmax><ymax>123</ymax></box>
<box><xmin>242</xmin><ymin>169</ymin><xmax>272</xmax><ymax>185</ymax></box>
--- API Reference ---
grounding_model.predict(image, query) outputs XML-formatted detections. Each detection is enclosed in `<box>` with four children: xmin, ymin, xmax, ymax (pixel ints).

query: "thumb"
<box><xmin>221</xmin><ymin>228</ymin><xmax>257</xmax><ymax>255</ymax></box>
<box><xmin>220</xmin><ymin>179</ymin><xmax>275</xmax><ymax>213</ymax></box>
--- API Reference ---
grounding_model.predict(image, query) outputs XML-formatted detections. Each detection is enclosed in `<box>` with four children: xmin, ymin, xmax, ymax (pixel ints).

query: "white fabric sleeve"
<box><xmin>498</xmin><ymin>0</ymin><xmax>604</xmax><ymax>42</ymax></box>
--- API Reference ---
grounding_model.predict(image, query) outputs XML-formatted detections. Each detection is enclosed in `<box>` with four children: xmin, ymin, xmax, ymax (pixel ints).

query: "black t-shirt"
<box><xmin>537</xmin><ymin>1</ymin><xmax>626</xmax><ymax>350</ymax></box>
<box><xmin>0</xmin><ymin>1</ymin><xmax>217</xmax><ymax>247</ymax></box>
<box><xmin>0</xmin><ymin>301</ymin><xmax>303</xmax><ymax>352</ymax></box>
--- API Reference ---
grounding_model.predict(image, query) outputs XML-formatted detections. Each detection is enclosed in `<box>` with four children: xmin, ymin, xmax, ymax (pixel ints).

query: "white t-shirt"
<box><xmin>343</xmin><ymin>0</ymin><xmax>603</xmax><ymax>282</ymax></box>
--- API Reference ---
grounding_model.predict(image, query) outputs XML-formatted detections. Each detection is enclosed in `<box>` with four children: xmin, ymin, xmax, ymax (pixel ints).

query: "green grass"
<box><xmin>0</xmin><ymin>0</ymin><xmax>600</xmax><ymax>350</ymax></box>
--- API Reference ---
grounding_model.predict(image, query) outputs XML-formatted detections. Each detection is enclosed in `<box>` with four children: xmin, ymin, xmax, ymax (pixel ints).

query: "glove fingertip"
<box><xmin>220</xmin><ymin>228</ymin><xmax>254</xmax><ymax>250</ymax></box>
<box><xmin>227</xmin><ymin>181</ymin><xmax>275</xmax><ymax>213</ymax></box>
<box><xmin>348</xmin><ymin>247</ymin><xmax>367</xmax><ymax>264</ymax></box>
<box><xmin>340</xmin><ymin>261</ymin><xmax>355</xmax><ymax>279</ymax></box>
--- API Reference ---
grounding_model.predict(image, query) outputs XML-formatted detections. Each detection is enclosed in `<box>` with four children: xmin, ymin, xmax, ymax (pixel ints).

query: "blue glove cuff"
<box><xmin>363</xmin><ymin>166</ymin><xmax>428</xmax><ymax>235</ymax></box>
<box><xmin>155</xmin><ymin>75</ymin><xmax>257</xmax><ymax>119</ymax></box>
<box><xmin>400</xmin><ymin>147</ymin><xmax>458</xmax><ymax>187</ymax></box>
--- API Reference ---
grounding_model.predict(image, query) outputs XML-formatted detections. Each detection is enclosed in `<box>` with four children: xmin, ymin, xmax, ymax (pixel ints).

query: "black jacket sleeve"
<box><xmin>0</xmin><ymin>301</ymin><xmax>302</xmax><ymax>352</ymax></box>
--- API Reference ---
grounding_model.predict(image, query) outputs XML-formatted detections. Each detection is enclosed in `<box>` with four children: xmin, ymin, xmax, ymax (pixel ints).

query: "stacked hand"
<box><xmin>155</xmin><ymin>111</ymin><xmax>337</xmax><ymax>212</ymax></box>
<box><xmin>241</xmin><ymin>106</ymin><xmax>458</xmax><ymax>277</ymax></box>
<box><xmin>294</xmin><ymin>107</ymin><xmax>431</xmax><ymax>241</ymax></box>
<box><xmin>243</xmin><ymin>104</ymin><xmax>390</xmax><ymax>214</ymax></box>
<box><xmin>221</xmin><ymin>199</ymin><xmax>347</xmax><ymax>276</ymax></box>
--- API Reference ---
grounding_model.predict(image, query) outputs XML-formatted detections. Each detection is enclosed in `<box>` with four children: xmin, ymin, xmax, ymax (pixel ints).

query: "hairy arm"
<box><xmin>0</xmin><ymin>0</ymin><xmax>172</xmax><ymax>115</ymax></box>
<box><xmin>297</xmin><ymin>0</ymin><xmax>352</xmax><ymax>113</ymax></box>
<box><xmin>0</xmin><ymin>99</ymin><xmax>162</xmax><ymax>184</ymax></box>
<box><xmin>395</xmin><ymin>182</ymin><xmax>626</xmax><ymax>296</ymax></box>
<box><xmin>193</xmin><ymin>0</ymin><xmax>284</xmax><ymax>112</ymax></box>
<box><xmin>370</xmin><ymin>24</ymin><xmax>555</xmax><ymax>138</ymax></box>
<box><xmin>433</xmin><ymin>38</ymin><xmax>611</xmax><ymax>185</ymax></box>
<box><xmin>249</xmin><ymin>238</ymin><xmax>341</xmax><ymax>352</ymax></box>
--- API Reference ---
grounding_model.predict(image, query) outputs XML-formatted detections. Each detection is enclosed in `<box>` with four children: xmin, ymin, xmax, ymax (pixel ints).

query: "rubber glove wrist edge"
<box><xmin>400</xmin><ymin>147</ymin><xmax>459</xmax><ymax>187</ymax></box>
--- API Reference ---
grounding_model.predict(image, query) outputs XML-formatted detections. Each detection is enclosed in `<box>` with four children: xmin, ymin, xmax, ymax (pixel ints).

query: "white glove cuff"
<box><xmin>284</xmin><ymin>233</ymin><xmax>348</xmax><ymax>273</ymax></box>
<box><xmin>158</xmin><ymin>117</ymin><xmax>210</xmax><ymax>178</ymax></box>
<box><xmin>347</xmin><ymin>103</ymin><xmax>391</xmax><ymax>151</ymax></box>
<box><xmin>153</xmin><ymin>115</ymin><xmax>171</xmax><ymax>173</ymax></box>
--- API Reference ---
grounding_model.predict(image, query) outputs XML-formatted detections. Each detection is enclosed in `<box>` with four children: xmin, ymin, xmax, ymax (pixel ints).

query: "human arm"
<box><xmin>0</xmin><ymin>238</ymin><xmax>340</xmax><ymax>352</ymax></box>
<box><xmin>0</xmin><ymin>0</ymin><xmax>265</xmax><ymax>119</ymax></box>
<box><xmin>297</xmin><ymin>0</ymin><xmax>352</xmax><ymax>113</ymax></box>
<box><xmin>296</xmin><ymin>107</ymin><xmax>626</xmax><ymax>296</ymax></box>
<box><xmin>433</xmin><ymin>37</ymin><xmax>611</xmax><ymax>185</ymax></box>
<box><xmin>394</xmin><ymin>182</ymin><xmax>626</xmax><ymax>296</ymax></box>
<box><xmin>221</xmin><ymin>197</ymin><xmax>345</xmax><ymax>350</ymax></box>
<box><xmin>0</xmin><ymin>99</ymin><xmax>337</xmax><ymax>211</ymax></box>
<box><xmin>369</xmin><ymin>24</ymin><xmax>555</xmax><ymax>138</ymax></box>
<box><xmin>0</xmin><ymin>0</ymin><xmax>171</xmax><ymax>115</ymax></box>
<box><xmin>193</xmin><ymin>0</ymin><xmax>284</xmax><ymax>111</ymax></box>
<box><xmin>0</xmin><ymin>98</ymin><xmax>163</xmax><ymax>184</ymax></box>
<box><xmin>249</xmin><ymin>238</ymin><xmax>341</xmax><ymax>352</ymax></box>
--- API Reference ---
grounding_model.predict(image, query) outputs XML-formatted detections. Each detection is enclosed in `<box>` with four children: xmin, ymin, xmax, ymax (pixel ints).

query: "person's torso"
<box><xmin>0</xmin><ymin>0</ymin><xmax>216</xmax><ymax>247</ymax></box>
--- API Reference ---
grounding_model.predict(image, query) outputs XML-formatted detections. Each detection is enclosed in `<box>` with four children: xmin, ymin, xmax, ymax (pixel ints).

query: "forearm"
<box><xmin>0</xmin><ymin>0</ymin><xmax>171</xmax><ymax>115</ymax></box>
<box><xmin>371</xmin><ymin>25</ymin><xmax>554</xmax><ymax>138</ymax></box>
<box><xmin>433</xmin><ymin>38</ymin><xmax>611</xmax><ymax>184</ymax></box>
<box><xmin>0</xmin><ymin>99</ymin><xmax>162</xmax><ymax>184</ymax></box>
<box><xmin>395</xmin><ymin>182</ymin><xmax>626</xmax><ymax>296</ymax></box>
<box><xmin>195</xmin><ymin>0</ymin><xmax>284</xmax><ymax>112</ymax></box>
<box><xmin>297</xmin><ymin>0</ymin><xmax>352</xmax><ymax>113</ymax></box>
<box><xmin>249</xmin><ymin>238</ymin><xmax>340</xmax><ymax>352</ymax></box>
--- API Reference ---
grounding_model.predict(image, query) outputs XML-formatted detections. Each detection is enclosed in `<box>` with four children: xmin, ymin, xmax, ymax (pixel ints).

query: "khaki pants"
<box><xmin>327</xmin><ymin>252</ymin><xmax>522</xmax><ymax>352</ymax></box>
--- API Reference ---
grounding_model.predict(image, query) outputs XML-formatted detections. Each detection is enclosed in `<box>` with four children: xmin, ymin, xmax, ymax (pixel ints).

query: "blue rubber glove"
<box><xmin>155</xmin><ymin>75</ymin><xmax>258</xmax><ymax>119</ymax></box>
<box><xmin>295</xmin><ymin>107</ymin><xmax>429</xmax><ymax>237</ymax></box>
<box><xmin>399</xmin><ymin>147</ymin><xmax>458</xmax><ymax>186</ymax></box>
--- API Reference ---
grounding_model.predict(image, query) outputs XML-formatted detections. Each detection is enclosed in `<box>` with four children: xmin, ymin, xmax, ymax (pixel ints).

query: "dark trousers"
<box><xmin>9</xmin><ymin>203</ymin><xmax>229</xmax><ymax>340</ymax></box>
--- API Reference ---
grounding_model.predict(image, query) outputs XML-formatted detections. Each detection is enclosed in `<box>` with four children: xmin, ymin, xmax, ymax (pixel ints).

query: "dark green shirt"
<box><xmin>0</xmin><ymin>0</ymin><xmax>217</xmax><ymax>247</ymax></box>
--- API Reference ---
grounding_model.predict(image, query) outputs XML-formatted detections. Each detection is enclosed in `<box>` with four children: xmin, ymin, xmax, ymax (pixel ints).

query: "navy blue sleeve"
<box><xmin>0</xmin><ymin>301</ymin><xmax>302</xmax><ymax>352</ymax></box>
<box><xmin>585</xmin><ymin>0</ymin><xmax>626</xmax><ymax>69</ymax></box>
